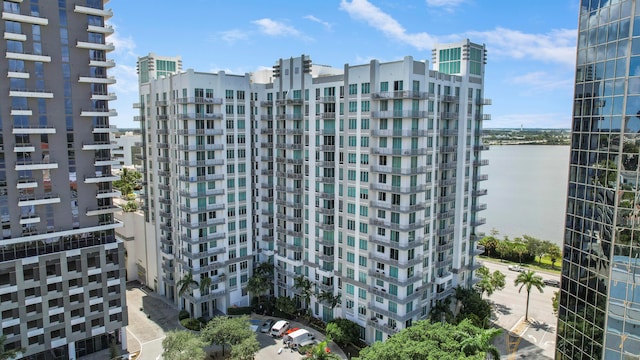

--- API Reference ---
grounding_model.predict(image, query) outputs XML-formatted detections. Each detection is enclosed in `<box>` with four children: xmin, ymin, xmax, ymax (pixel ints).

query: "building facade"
<box><xmin>557</xmin><ymin>1</ymin><xmax>640</xmax><ymax>359</ymax></box>
<box><xmin>136</xmin><ymin>39</ymin><xmax>489</xmax><ymax>343</ymax></box>
<box><xmin>0</xmin><ymin>0</ymin><xmax>127</xmax><ymax>358</ymax></box>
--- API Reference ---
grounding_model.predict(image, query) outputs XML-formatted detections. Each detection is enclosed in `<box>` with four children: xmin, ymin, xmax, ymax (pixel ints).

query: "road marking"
<box><xmin>527</xmin><ymin>335</ymin><xmax>537</xmax><ymax>344</ymax></box>
<box><xmin>543</xmin><ymin>341</ymin><xmax>555</xmax><ymax>348</ymax></box>
<box><xmin>141</xmin><ymin>336</ymin><xmax>166</xmax><ymax>346</ymax></box>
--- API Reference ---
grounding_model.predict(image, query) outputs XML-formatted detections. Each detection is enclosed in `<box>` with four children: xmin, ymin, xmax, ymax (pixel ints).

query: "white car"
<box><xmin>508</xmin><ymin>265</ymin><xmax>524</xmax><ymax>272</ymax></box>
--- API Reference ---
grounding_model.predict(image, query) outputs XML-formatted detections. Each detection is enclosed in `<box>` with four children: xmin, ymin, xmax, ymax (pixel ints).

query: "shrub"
<box><xmin>181</xmin><ymin>317</ymin><xmax>202</xmax><ymax>331</ymax></box>
<box><xmin>227</xmin><ymin>306</ymin><xmax>253</xmax><ymax>316</ymax></box>
<box><xmin>178</xmin><ymin>310</ymin><xmax>190</xmax><ymax>321</ymax></box>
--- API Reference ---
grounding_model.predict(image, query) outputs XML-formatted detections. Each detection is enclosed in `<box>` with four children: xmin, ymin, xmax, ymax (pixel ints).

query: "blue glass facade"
<box><xmin>557</xmin><ymin>0</ymin><xmax>640</xmax><ymax>359</ymax></box>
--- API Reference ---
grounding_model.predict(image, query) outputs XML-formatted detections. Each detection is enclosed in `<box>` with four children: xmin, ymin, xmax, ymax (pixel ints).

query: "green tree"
<box><xmin>113</xmin><ymin>168</ymin><xmax>142</xmax><ymax>198</ymax></box>
<box><xmin>326</xmin><ymin>318</ymin><xmax>360</xmax><ymax>346</ymax></box>
<box><xmin>546</xmin><ymin>244</ymin><xmax>562</xmax><ymax>269</ymax></box>
<box><xmin>177</xmin><ymin>271</ymin><xmax>198</xmax><ymax>297</ymax></box>
<box><xmin>475</xmin><ymin>266</ymin><xmax>505</xmax><ymax>299</ymax></box>
<box><xmin>275</xmin><ymin>296</ymin><xmax>297</xmax><ymax>316</ymax></box>
<box><xmin>479</xmin><ymin>235</ymin><xmax>499</xmax><ymax>258</ymax></box>
<box><xmin>512</xmin><ymin>238</ymin><xmax>528</xmax><ymax>264</ymax></box>
<box><xmin>458</xmin><ymin>326</ymin><xmax>502</xmax><ymax>359</ymax></box>
<box><xmin>294</xmin><ymin>275</ymin><xmax>313</xmax><ymax>311</ymax></box>
<box><xmin>247</xmin><ymin>274</ymin><xmax>269</xmax><ymax>307</ymax></box>
<box><xmin>230</xmin><ymin>335</ymin><xmax>260</xmax><ymax>360</ymax></box>
<box><xmin>161</xmin><ymin>330</ymin><xmax>207</xmax><ymax>360</ymax></box>
<box><xmin>202</xmin><ymin>316</ymin><xmax>254</xmax><ymax>357</ymax></box>
<box><xmin>0</xmin><ymin>334</ymin><xmax>24</xmax><ymax>360</ymax></box>
<box><xmin>514</xmin><ymin>270</ymin><xmax>545</xmax><ymax>321</ymax></box>
<box><xmin>199</xmin><ymin>276</ymin><xmax>212</xmax><ymax>295</ymax></box>
<box><xmin>121</xmin><ymin>200</ymin><xmax>139</xmax><ymax>212</ymax></box>
<box><xmin>524</xmin><ymin>235</ymin><xmax>546</xmax><ymax>265</ymax></box>
<box><xmin>318</xmin><ymin>290</ymin><xmax>341</xmax><ymax>310</ymax></box>
<box><xmin>306</xmin><ymin>339</ymin><xmax>342</xmax><ymax>360</ymax></box>
<box><xmin>357</xmin><ymin>319</ymin><xmax>500</xmax><ymax>360</ymax></box>
<box><xmin>454</xmin><ymin>287</ymin><xmax>492</xmax><ymax>328</ymax></box>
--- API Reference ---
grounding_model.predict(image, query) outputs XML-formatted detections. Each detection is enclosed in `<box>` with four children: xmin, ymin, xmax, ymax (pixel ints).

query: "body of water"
<box><xmin>477</xmin><ymin>145</ymin><xmax>570</xmax><ymax>246</ymax></box>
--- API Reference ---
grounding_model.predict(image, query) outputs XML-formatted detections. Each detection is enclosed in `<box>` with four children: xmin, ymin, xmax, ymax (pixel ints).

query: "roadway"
<box><xmin>482</xmin><ymin>260</ymin><xmax>559</xmax><ymax>359</ymax></box>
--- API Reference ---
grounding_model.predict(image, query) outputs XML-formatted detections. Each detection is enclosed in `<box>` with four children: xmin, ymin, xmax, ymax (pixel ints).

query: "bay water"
<box><xmin>476</xmin><ymin>145</ymin><xmax>570</xmax><ymax>246</ymax></box>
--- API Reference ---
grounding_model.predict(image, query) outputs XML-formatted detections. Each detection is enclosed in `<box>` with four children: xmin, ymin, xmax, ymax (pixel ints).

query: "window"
<box><xmin>359</xmin><ymin>239</ymin><xmax>368</xmax><ymax>250</ymax></box>
<box><xmin>358</xmin><ymin>288</ymin><xmax>367</xmax><ymax>299</ymax></box>
<box><xmin>361</xmin><ymin>83</ymin><xmax>370</xmax><ymax>94</ymax></box>
<box><xmin>225</xmin><ymin>90</ymin><xmax>234</xmax><ymax>99</ymax></box>
<box><xmin>361</xmin><ymin>118</ymin><xmax>369</xmax><ymax>129</ymax></box>
<box><xmin>380</xmin><ymin>82</ymin><xmax>388</xmax><ymax>92</ymax></box>
<box><xmin>349</xmin><ymin>84</ymin><xmax>357</xmax><ymax>95</ymax></box>
<box><xmin>361</xmin><ymin>137</ymin><xmax>369</xmax><ymax>147</ymax></box>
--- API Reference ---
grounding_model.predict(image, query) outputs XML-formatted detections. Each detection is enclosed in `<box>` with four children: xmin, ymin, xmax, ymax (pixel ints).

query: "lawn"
<box><xmin>480</xmin><ymin>255</ymin><xmax>561</xmax><ymax>275</ymax></box>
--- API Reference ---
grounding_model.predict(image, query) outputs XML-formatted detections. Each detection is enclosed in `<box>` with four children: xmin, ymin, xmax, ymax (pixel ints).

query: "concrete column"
<box><xmin>68</xmin><ymin>342</ymin><xmax>76</xmax><ymax>360</ymax></box>
<box><xmin>120</xmin><ymin>327</ymin><xmax>128</xmax><ymax>352</ymax></box>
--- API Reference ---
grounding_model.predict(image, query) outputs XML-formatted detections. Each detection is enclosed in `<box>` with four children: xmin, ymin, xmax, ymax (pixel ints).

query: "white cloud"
<box><xmin>304</xmin><ymin>15</ymin><xmax>332</xmax><ymax>30</ymax></box>
<box><xmin>425</xmin><ymin>0</ymin><xmax>467</xmax><ymax>12</ymax></box>
<box><xmin>252</xmin><ymin>18</ymin><xmax>310</xmax><ymax>40</ymax></box>
<box><xmin>219</xmin><ymin>29</ymin><xmax>249</xmax><ymax>44</ymax></box>
<box><xmin>510</xmin><ymin>71</ymin><xmax>574</xmax><ymax>95</ymax></box>
<box><xmin>108</xmin><ymin>24</ymin><xmax>137</xmax><ymax>59</ymax></box>
<box><xmin>340</xmin><ymin>0</ymin><xmax>576</xmax><ymax>66</ymax></box>
<box><xmin>339</xmin><ymin>0</ymin><xmax>437</xmax><ymax>50</ymax></box>
<box><xmin>466</xmin><ymin>27</ymin><xmax>576</xmax><ymax>67</ymax></box>
<box><xmin>490</xmin><ymin>113</ymin><xmax>571</xmax><ymax>129</ymax></box>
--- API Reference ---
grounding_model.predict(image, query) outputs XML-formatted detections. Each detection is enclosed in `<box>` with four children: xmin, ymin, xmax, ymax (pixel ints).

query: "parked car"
<box><xmin>260</xmin><ymin>319</ymin><xmax>275</xmax><ymax>333</ymax></box>
<box><xmin>270</xmin><ymin>320</ymin><xmax>290</xmax><ymax>337</ymax></box>
<box><xmin>543</xmin><ymin>279</ymin><xmax>560</xmax><ymax>287</ymax></box>
<box><xmin>508</xmin><ymin>265</ymin><xmax>524</xmax><ymax>272</ymax></box>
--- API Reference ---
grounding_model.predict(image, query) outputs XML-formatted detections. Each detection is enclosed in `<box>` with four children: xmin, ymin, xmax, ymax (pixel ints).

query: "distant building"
<box><xmin>557</xmin><ymin>1</ymin><xmax>640</xmax><ymax>359</ymax></box>
<box><xmin>0</xmin><ymin>0</ymin><xmax>126</xmax><ymax>358</ymax></box>
<box><xmin>134</xmin><ymin>39</ymin><xmax>490</xmax><ymax>342</ymax></box>
<box><xmin>110</xmin><ymin>130</ymin><xmax>142</xmax><ymax>168</ymax></box>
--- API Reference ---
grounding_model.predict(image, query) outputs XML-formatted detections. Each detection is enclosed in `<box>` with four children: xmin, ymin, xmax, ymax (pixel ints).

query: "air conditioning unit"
<box><xmin>381</xmin><ymin>288</ymin><xmax>386</xmax><ymax>292</ymax></box>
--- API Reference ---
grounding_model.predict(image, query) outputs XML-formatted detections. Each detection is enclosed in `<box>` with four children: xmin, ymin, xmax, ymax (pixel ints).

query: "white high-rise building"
<box><xmin>0</xmin><ymin>0</ymin><xmax>127</xmax><ymax>358</ymax></box>
<box><xmin>136</xmin><ymin>39</ymin><xmax>489</xmax><ymax>343</ymax></box>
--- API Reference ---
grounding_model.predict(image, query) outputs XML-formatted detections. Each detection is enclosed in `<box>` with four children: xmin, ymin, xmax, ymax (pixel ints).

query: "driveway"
<box><xmin>482</xmin><ymin>260</ymin><xmax>559</xmax><ymax>359</ymax></box>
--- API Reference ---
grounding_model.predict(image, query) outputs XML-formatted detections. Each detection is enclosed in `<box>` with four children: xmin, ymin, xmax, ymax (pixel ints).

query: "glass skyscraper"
<box><xmin>557</xmin><ymin>1</ymin><xmax>640</xmax><ymax>359</ymax></box>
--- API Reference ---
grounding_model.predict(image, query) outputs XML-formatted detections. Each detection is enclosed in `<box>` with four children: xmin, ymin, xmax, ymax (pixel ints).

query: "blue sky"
<box><xmin>107</xmin><ymin>0</ymin><xmax>579</xmax><ymax>129</ymax></box>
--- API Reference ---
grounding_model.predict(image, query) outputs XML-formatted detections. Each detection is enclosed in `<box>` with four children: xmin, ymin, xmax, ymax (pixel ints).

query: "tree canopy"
<box><xmin>326</xmin><ymin>318</ymin><xmax>360</xmax><ymax>346</ymax></box>
<box><xmin>201</xmin><ymin>316</ymin><xmax>256</xmax><ymax>357</ymax></box>
<box><xmin>356</xmin><ymin>319</ymin><xmax>501</xmax><ymax>360</ymax></box>
<box><xmin>162</xmin><ymin>330</ymin><xmax>207</xmax><ymax>360</ymax></box>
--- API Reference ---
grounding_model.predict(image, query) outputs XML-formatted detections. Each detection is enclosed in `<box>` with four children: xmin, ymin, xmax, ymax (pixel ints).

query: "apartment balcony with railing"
<box><xmin>368</xmin><ymin>234</ymin><xmax>424</xmax><ymax>251</ymax></box>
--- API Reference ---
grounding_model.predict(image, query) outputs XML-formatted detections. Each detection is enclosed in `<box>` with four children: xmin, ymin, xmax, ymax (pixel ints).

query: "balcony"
<box><xmin>176</xmin><ymin>129</ymin><xmax>224</xmax><ymax>136</ymax></box>
<box><xmin>370</xmin><ymin>148</ymin><xmax>428</xmax><ymax>156</ymax></box>
<box><xmin>473</xmin><ymin>159</ymin><xmax>489</xmax><ymax>167</ymax></box>
<box><xmin>176</xmin><ymin>113</ymin><xmax>223</xmax><ymax>121</ymax></box>
<box><xmin>439</xmin><ymin>112</ymin><xmax>459</xmax><ymax>120</ymax></box>
<box><xmin>371</xmin><ymin>129</ymin><xmax>431</xmax><ymax>137</ymax></box>
<box><xmin>90</xmin><ymin>92</ymin><xmax>117</xmax><ymax>102</ymax></box>
<box><xmin>370</xmin><ymin>165</ymin><xmax>427</xmax><ymax>175</ymax></box>
<box><xmin>9</xmin><ymin>88</ymin><xmax>53</xmax><ymax>98</ymax></box>
<box><xmin>84</xmin><ymin>174</ymin><xmax>119</xmax><ymax>184</ymax></box>
<box><xmin>175</xmin><ymin>97</ymin><xmax>223</xmax><ymax>105</ymax></box>
<box><xmin>472</xmin><ymin>189</ymin><xmax>488</xmax><ymax>197</ymax></box>
<box><xmin>1</xmin><ymin>11</ymin><xmax>48</xmax><ymax>25</ymax></box>
<box><xmin>80</xmin><ymin>108</ymin><xmax>117</xmax><ymax>117</ymax></box>
<box><xmin>76</xmin><ymin>41</ymin><xmax>115</xmax><ymax>52</ymax></box>
<box><xmin>18</xmin><ymin>193</ymin><xmax>61</xmax><ymax>207</ymax></box>
<box><xmin>471</xmin><ymin>218</ymin><xmax>486</xmax><ymax>227</ymax></box>
<box><xmin>372</xmin><ymin>91</ymin><xmax>428</xmax><ymax>100</ymax></box>
<box><xmin>370</xmin><ymin>183</ymin><xmax>428</xmax><ymax>194</ymax></box>
<box><xmin>476</xmin><ymin>98</ymin><xmax>492</xmax><ymax>105</ymax></box>
<box><xmin>369</xmin><ymin>218</ymin><xmax>427</xmax><ymax>232</ymax></box>
<box><xmin>180</xmin><ymin>232</ymin><xmax>226</xmax><ymax>245</ymax></box>
<box><xmin>10</xmin><ymin>107</ymin><xmax>32</xmax><ymax>116</ymax></box>
<box><xmin>19</xmin><ymin>213</ymin><xmax>40</xmax><ymax>225</ymax></box>
<box><xmin>317</xmin><ymin>96</ymin><xmax>335</xmax><ymax>103</ymax></box>
<box><xmin>82</xmin><ymin>141</ymin><xmax>118</xmax><ymax>151</ymax></box>
<box><xmin>367</xmin><ymin>269</ymin><xmax>422</xmax><ymax>287</ymax></box>
<box><xmin>177</xmin><ymin>159</ymin><xmax>224</xmax><ymax>167</ymax></box>
<box><xmin>86</xmin><ymin>205</ymin><xmax>120</xmax><ymax>216</ymax></box>
<box><xmin>12</xmin><ymin>125</ymin><xmax>56</xmax><ymax>135</ymax></box>
<box><xmin>439</xmin><ymin>145</ymin><xmax>457</xmax><ymax>153</ymax></box>
<box><xmin>369</xmin><ymin>201</ymin><xmax>426</xmax><ymax>213</ymax></box>
<box><xmin>78</xmin><ymin>75</ymin><xmax>116</xmax><ymax>84</ymax></box>
<box><xmin>371</xmin><ymin>110</ymin><xmax>428</xmax><ymax>119</ymax></box>
<box><xmin>13</xmin><ymin>143</ymin><xmax>35</xmax><ymax>152</ymax></box>
<box><xmin>179</xmin><ymin>189</ymin><xmax>225</xmax><ymax>198</ymax></box>
<box><xmin>17</xmin><ymin>178</ymin><xmax>38</xmax><ymax>189</ymax></box>
<box><xmin>368</xmin><ymin>252</ymin><xmax>423</xmax><ymax>268</ymax></box>
<box><xmin>476</xmin><ymin>114</ymin><xmax>491</xmax><ymax>121</ymax></box>
<box><xmin>473</xmin><ymin>245</ymin><xmax>485</xmax><ymax>255</ymax></box>
<box><xmin>4</xmin><ymin>31</ymin><xmax>27</xmax><ymax>42</ymax></box>
<box><xmin>180</xmin><ymin>218</ymin><xmax>225</xmax><ymax>229</ymax></box>
<box><xmin>368</xmin><ymin>234</ymin><xmax>424</xmax><ymax>250</ymax></box>
<box><xmin>74</xmin><ymin>4</ymin><xmax>114</xmax><ymax>18</ymax></box>
<box><xmin>87</xmin><ymin>24</ymin><xmax>114</xmax><ymax>35</ymax></box>
<box><xmin>440</xmin><ymin>95</ymin><xmax>459</xmax><ymax>102</ymax></box>
<box><xmin>179</xmin><ymin>203</ymin><xmax>225</xmax><ymax>213</ymax></box>
<box><xmin>15</xmin><ymin>160</ymin><xmax>58</xmax><ymax>171</ymax></box>
<box><xmin>96</xmin><ymin>189</ymin><xmax>121</xmax><ymax>199</ymax></box>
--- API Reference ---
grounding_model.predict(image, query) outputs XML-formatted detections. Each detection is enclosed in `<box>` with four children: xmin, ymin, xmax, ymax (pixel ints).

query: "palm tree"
<box><xmin>317</xmin><ymin>290</ymin><xmax>341</xmax><ymax>309</ymax></box>
<box><xmin>306</xmin><ymin>339</ymin><xmax>341</xmax><ymax>360</ymax></box>
<box><xmin>459</xmin><ymin>326</ymin><xmax>502</xmax><ymax>359</ymax></box>
<box><xmin>177</xmin><ymin>271</ymin><xmax>198</xmax><ymax>297</ymax></box>
<box><xmin>199</xmin><ymin>276</ymin><xmax>212</xmax><ymax>295</ymax></box>
<box><xmin>0</xmin><ymin>334</ymin><xmax>25</xmax><ymax>360</ymax></box>
<box><xmin>294</xmin><ymin>275</ymin><xmax>312</xmax><ymax>311</ymax></box>
<box><xmin>514</xmin><ymin>270</ymin><xmax>545</xmax><ymax>321</ymax></box>
<box><xmin>246</xmin><ymin>274</ymin><xmax>269</xmax><ymax>307</ymax></box>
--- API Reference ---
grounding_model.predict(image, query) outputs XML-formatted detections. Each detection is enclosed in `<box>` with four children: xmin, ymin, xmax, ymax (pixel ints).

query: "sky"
<box><xmin>106</xmin><ymin>0</ymin><xmax>579</xmax><ymax>129</ymax></box>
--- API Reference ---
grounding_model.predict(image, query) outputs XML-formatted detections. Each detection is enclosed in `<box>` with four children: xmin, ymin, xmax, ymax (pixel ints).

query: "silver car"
<box><xmin>260</xmin><ymin>319</ymin><xmax>275</xmax><ymax>333</ymax></box>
